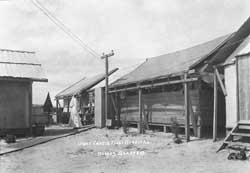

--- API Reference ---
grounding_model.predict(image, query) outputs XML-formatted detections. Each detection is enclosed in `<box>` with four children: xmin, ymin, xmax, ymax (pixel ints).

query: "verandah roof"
<box><xmin>56</xmin><ymin>68</ymin><xmax>118</xmax><ymax>99</ymax></box>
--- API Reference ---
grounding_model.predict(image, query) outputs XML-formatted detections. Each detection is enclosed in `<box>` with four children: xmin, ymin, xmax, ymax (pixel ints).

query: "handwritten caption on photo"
<box><xmin>79</xmin><ymin>140</ymin><xmax>150</xmax><ymax>146</ymax></box>
<box><xmin>97</xmin><ymin>151</ymin><xmax>145</xmax><ymax>157</ymax></box>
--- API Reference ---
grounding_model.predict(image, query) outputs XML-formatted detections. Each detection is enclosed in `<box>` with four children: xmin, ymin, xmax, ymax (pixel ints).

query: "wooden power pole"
<box><xmin>101</xmin><ymin>50</ymin><xmax>114</xmax><ymax>126</ymax></box>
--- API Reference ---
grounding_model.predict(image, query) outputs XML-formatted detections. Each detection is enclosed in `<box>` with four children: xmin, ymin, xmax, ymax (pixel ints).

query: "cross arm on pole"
<box><xmin>101</xmin><ymin>50</ymin><xmax>114</xmax><ymax>59</ymax></box>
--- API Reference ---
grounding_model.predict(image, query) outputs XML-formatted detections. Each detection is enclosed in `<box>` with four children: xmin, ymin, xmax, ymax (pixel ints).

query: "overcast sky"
<box><xmin>0</xmin><ymin>0</ymin><xmax>249</xmax><ymax>105</ymax></box>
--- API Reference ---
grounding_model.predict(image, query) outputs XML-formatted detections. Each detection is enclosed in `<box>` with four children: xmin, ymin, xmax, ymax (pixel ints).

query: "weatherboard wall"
<box><xmin>120</xmin><ymin>90</ymin><xmax>198</xmax><ymax>124</ymax></box>
<box><xmin>224</xmin><ymin>64</ymin><xmax>238</xmax><ymax>129</ymax></box>
<box><xmin>118</xmin><ymin>81</ymin><xmax>225</xmax><ymax>137</ymax></box>
<box><xmin>238</xmin><ymin>54</ymin><xmax>250</xmax><ymax>121</ymax></box>
<box><xmin>0</xmin><ymin>80</ymin><xmax>31</xmax><ymax>131</ymax></box>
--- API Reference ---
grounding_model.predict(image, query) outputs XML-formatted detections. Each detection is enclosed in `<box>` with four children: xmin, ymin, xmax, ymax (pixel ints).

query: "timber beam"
<box><xmin>109</xmin><ymin>77</ymin><xmax>198</xmax><ymax>93</ymax></box>
<box><xmin>215</xmin><ymin>68</ymin><xmax>227</xmax><ymax>96</ymax></box>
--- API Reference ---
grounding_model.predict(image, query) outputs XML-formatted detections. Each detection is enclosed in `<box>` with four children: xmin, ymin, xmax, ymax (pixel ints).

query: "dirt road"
<box><xmin>1</xmin><ymin>128</ymin><xmax>250</xmax><ymax>173</ymax></box>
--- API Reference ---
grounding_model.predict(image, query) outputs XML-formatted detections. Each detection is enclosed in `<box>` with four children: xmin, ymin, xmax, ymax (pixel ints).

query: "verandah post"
<box><xmin>138</xmin><ymin>88</ymin><xmax>143</xmax><ymax>133</ymax></box>
<box><xmin>116</xmin><ymin>92</ymin><xmax>121</xmax><ymax>127</ymax></box>
<box><xmin>56</xmin><ymin>99</ymin><xmax>59</xmax><ymax>123</ymax></box>
<box><xmin>184</xmin><ymin>72</ymin><xmax>190</xmax><ymax>142</ymax></box>
<box><xmin>29</xmin><ymin>81</ymin><xmax>33</xmax><ymax>136</ymax></box>
<box><xmin>213</xmin><ymin>67</ymin><xmax>218</xmax><ymax>142</ymax></box>
<box><xmin>67</xmin><ymin>97</ymin><xmax>70</xmax><ymax>122</ymax></box>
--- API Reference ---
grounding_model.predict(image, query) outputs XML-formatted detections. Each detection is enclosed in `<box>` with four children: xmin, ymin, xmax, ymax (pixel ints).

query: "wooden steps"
<box><xmin>231</xmin><ymin>133</ymin><xmax>250</xmax><ymax>137</ymax></box>
<box><xmin>217</xmin><ymin>121</ymin><xmax>250</xmax><ymax>152</ymax></box>
<box><xmin>238</xmin><ymin>125</ymin><xmax>250</xmax><ymax>130</ymax></box>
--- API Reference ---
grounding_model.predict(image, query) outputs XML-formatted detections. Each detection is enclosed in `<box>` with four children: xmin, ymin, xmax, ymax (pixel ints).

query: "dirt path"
<box><xmin>1</xmin><ymin>128</ymin><xmax>250</xmax><ymax>173</ymax></box>
<box><xmin>0</xmin><ymin>125</ymin><xmax>94</xmax><ymax>156</ymax></box>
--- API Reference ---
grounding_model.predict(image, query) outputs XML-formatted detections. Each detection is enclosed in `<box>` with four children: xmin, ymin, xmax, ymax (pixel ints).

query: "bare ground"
<box><xmin>1</xmin><ymin>127</ymin><xmax>250</xmax><ymax>173</ymax></box>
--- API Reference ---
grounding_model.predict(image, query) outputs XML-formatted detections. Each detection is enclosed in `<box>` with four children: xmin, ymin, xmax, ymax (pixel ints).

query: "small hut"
<box><xmin>32</xmin><ymin>93</ymin><xmax>54</xmax><ymax>126</ymax></box>
<box><xmin>55</xmin><ymin>68</ymin><xmax>118</xmax><ymax>125</ymax></box>
<box><xmin>0</xmin><ymin>49</ymin><xmax>47</xmax><ymax>136</ymax></box>
<box><xmin>43</xmin><ymin>92</ymin><xmax>53</xmax><ymax>113</ymax></box>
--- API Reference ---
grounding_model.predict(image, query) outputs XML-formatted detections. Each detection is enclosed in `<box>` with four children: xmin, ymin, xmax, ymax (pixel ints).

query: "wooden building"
<box><xmin>110</xmin><ymin>16</ymin><xmax>250</xmax><ymax>142</ymax></box>
<box><xmin>236</xmin><ymin>42</ymin><xmax>250</xmax><ymax>123</ymax></box>
<box><xmin>196</xmin><ymin>16</ymin><xmax>250</xmax><ymax>143</ymax></box>
<box><xmin>191</xmin><ymin>16</ymin><xmax>250</xmax><ymax>151</ymax></box>
<box><xmin>32</xmin><ymin>104</ymin><xmax>49</xmax><ymax>125</ymax></box>
<box><xmin>55</xmin><ymin>68</ymin><xmax>118</xmax><ymax>125</ymax></box>
<box><xmin>32</xmin><ymin>93</ymin><xmax>54</xmax><ymax>125</ymax></box>
<box><xmin>109</xmin><ymin>35</ymin><xmax>234</xmax><ymax>139</ymax></box>
<box><xmin>0</xmin><ymin>49</ymin><xmax>47</xmax><ymax>136</ymax></box>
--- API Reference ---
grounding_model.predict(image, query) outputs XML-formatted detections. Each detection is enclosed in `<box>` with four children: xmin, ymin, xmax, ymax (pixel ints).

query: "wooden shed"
<box><xmin>0</xmin><ymin>49</ymin><xmax>48</xmax><ymax>136</ymax></box>
<box><xmin>199</xmin><ymin>16</ymin><xmax>250</xmax><ymax>151</ymax></box>
<box><xmin>198</xmin><ymin>16</ymin><xmax>250</xmax><ymax>140</ymax></box>
<box><xmin>109</xmin><ymin>35</ymin><xmax>234</xmax><ymax>139</ymax></box>
<box><xmin>220</xmin><ymin>36</ymin><xmax>250</xmax><ymax>131</ymax></box>
<box><xmin>55</xmin><ymin>68</ymin><xmax>118</xmax><ymax>125</ymax></box>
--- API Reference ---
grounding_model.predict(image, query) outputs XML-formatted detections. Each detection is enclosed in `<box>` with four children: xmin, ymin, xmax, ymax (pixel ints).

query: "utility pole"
<box><xmin>101</xmin><ymin>50</ymin><xmax>114</xmax><ymax>126</ymax></box>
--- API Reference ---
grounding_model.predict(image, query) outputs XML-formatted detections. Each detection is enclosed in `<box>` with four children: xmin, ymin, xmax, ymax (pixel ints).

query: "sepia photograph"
<box><xmin>0</xmin><ymin>0</ymin><xmax>250</xmax><ymax>172</ymax></box>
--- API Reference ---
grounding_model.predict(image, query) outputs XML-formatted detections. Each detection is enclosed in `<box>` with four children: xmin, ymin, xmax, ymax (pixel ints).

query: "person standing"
<box><xmin>68</xmin><ymin>94</ymin><xmax>83</xmax><ymax>128</ymax></box>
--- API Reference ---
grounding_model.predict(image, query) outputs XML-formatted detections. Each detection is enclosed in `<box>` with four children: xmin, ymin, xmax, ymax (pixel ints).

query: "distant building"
<box><xmin>55</xmin><ymin>68</ymin><xmax>118</xmax><ymax>126</ymax></box>
<box><xmin>0</xmin><ymin>49</ymin><xmax>47</xmax><ymax>136</ymax></box>
<box><xmin>32</xmin><ymin>93</ymin><xmax>54</xmax><ymax>126</ymax></box>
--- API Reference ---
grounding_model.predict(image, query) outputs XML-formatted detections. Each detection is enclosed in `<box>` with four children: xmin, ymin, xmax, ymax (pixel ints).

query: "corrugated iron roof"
<box><xmin>237</xmin><ymin>38</ymin><xmax>250</xmax><ymax>56</ymax></box>
<box><xmin>209</xmin><ymin>16</ymin><xmax>250</xmax><ymax>65</ymax></box>
<box><xmin>111</xmin><ymin>34</ymin><xmax>231</xmax><ymax>87</ymax></box>
<box><xmin>0</xmin><ymin>49</ymin><xmax>47</xmax><ymax>82</ymax></box>
<box><xmin>55</xmin><ymin>68</ymin><xmax>118</xmax><ymax>99</ymax></box>
<box><xmin>88</xmin><ymin>62</ymin><xmax>143</xmax><ymax>90</ymax></box>
<box><xmin>220</xmin><ymin>35</ymin><xmax>250</xmax><ymax>65</ymax></box>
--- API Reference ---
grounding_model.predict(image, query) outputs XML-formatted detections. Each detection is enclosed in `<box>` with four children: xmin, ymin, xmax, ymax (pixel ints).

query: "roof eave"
<box><xmin>0</xmin><ymin>77</ymin><xmax>48</xmax><ymax>82</ymax></box>
<box><xmin>55</xmin><ymin>68</ymin><xmax>119</xmax><ymax>98</ymax></box>
<box><xmin>236</xmin><ymin>52</ymin><xmax>250</xmax><ymax>58</ymax></box>
<box><xmin>110</xmin><ymin>69</ymin><xmax>196</xmax><ymax>89</ymax></box>
<box><xmin>189</xmin><ymin>33</ymin><xmax>234</xmax><ymax>69</ymax></box>
<box><xmin>32</xmin><ymin>78</ymin><xmax>48</xmax><ymax>82</ymax></box>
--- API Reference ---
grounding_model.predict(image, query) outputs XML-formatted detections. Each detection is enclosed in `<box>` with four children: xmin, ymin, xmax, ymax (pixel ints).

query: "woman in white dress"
<box><xmin>68</xmin><ymin>95</ymin><xmax>83</xmax><ymax>128</ymax></box>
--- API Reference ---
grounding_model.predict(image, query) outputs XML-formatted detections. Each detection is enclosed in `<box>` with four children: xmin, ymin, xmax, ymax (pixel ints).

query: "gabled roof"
<box><xmin>0</xmin><ymin>49</ymin><xmax>47</xmax><ymax>82</ymax></box>
<box><xmin>237</xmin><ymin>38</ymin><xmax>250</xmax><ymax>57</ymax></box>
<box><xmin>221</xmin><ymin>35</ymin><xmax>250</xmax><ymax>65</ymax></box>
<box><xmin>208</xmin><ymin>16</ymin><xmax>250</xmax><ymax>65</ymax></box>
<box><xmin>56</xmin><ymin>68</ymin><xmax>118</xmax><ymax>99</ymax></box>
<box><xmin>111</xmin><ymin>34</ymin><xmax>231</xmax><ymax>87</ymax></box>
<box><xmin>44</xmin><ymin>92</ymin><xmax>53</xmax><ymax>112</ymax></box>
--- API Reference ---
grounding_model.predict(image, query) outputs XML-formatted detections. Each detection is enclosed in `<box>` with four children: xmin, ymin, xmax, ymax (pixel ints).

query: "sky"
<box><xmin>0</xmin><ymin>0</ymin><xmax>249</xmax><ymax>105</ymax></box>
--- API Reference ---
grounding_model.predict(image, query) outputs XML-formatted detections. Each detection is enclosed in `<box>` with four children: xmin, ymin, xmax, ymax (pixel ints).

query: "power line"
<box><xmin>30</xmin><ymin>0</ymin><xmax>101</xmax><ymax>58</ymax></box>
<box><xmin>31</xmin><ymin>0</ymin><xmax>100</xmax><ymax>57</ymax></box>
